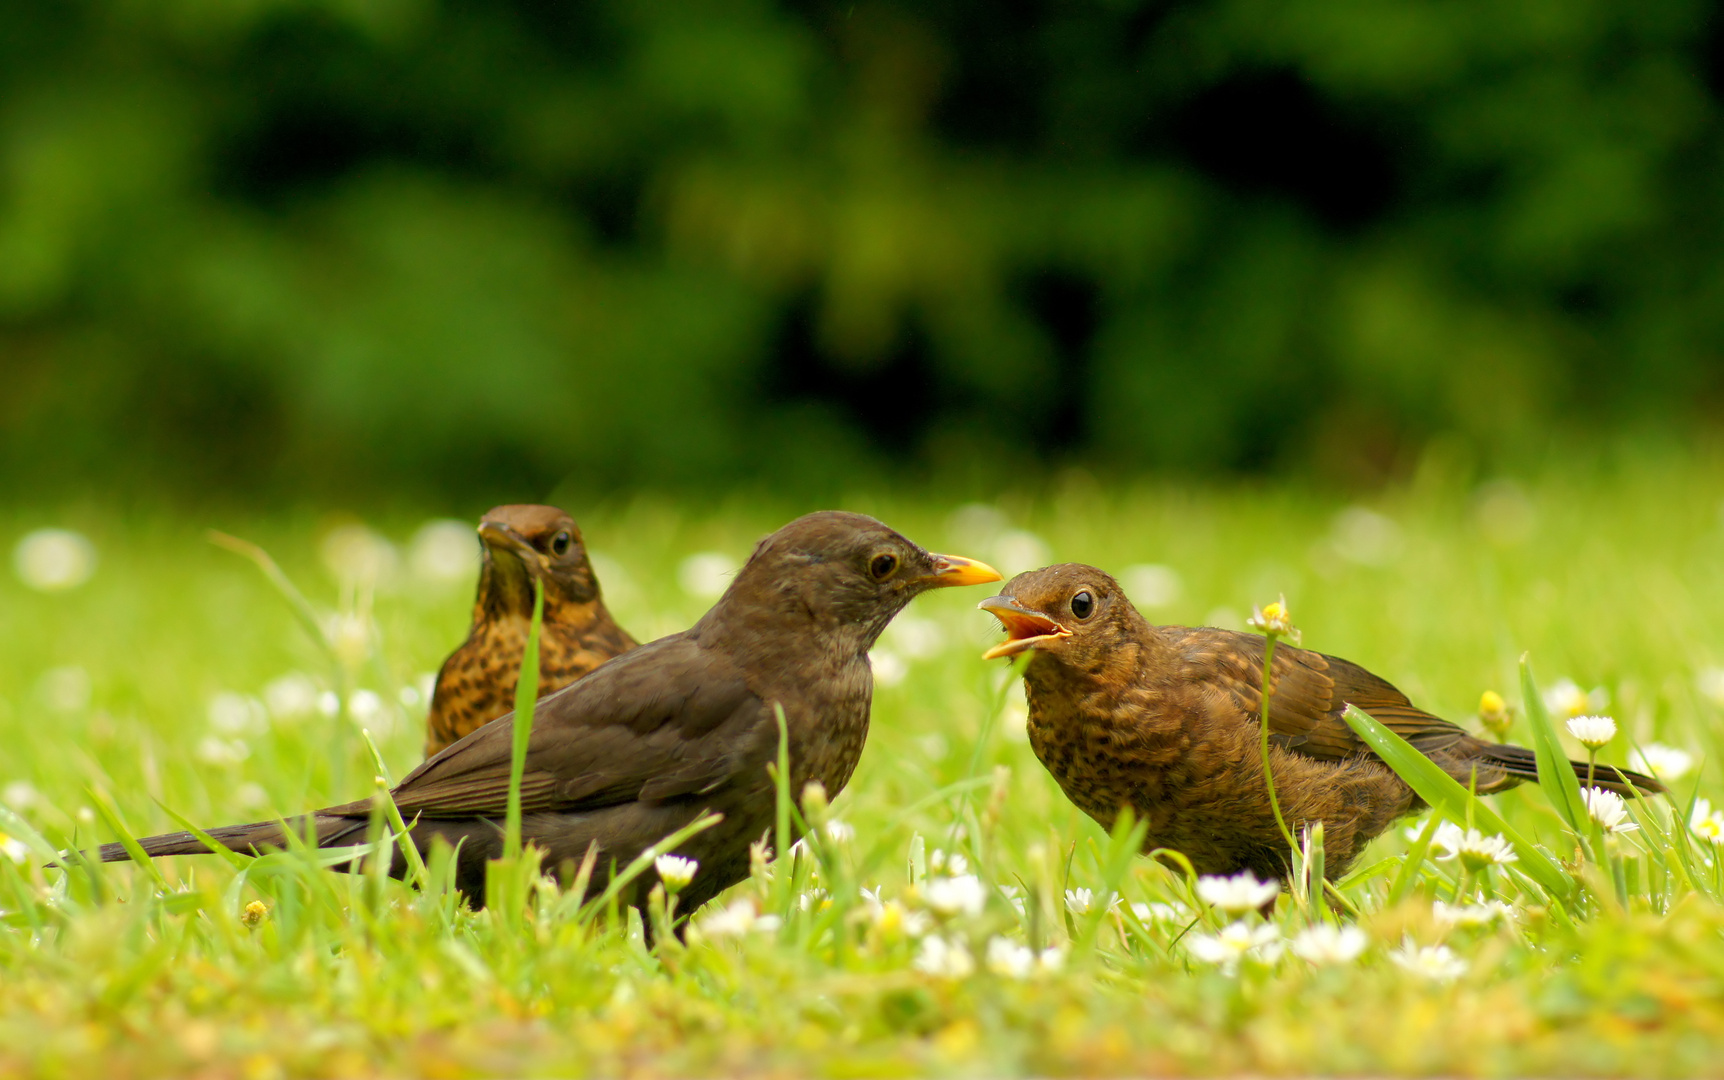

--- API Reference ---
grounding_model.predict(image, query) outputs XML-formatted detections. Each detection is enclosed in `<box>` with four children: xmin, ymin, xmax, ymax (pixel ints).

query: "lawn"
<box><xmin>6</xmin><ymin>452</ymin><xmax>1724</xmax><ymax>1078</ymax></box>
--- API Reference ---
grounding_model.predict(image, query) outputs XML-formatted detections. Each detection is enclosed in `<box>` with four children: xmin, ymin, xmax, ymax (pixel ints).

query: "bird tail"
<box><xmin>85</xmin><ymin>815</ymin><xmax>367</xmax><ymax>864</ymax></box>
<box><xmin>1476</xmin><ymin>742</ymin><xmax>1667</xmax><ymax>797</ymax></box>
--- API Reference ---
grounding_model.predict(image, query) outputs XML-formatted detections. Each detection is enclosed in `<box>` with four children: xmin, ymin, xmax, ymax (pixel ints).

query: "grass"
<box><xmin>7</xmin><ymin>452</ymin><xmax>1724</xmax><ymax>1077</ymax></box>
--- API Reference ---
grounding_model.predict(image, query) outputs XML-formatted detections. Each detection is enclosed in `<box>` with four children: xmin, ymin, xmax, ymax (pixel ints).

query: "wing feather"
<box><xmin>353</xmin><ymin>634</ymin><xmax>768</xmax><ymax>820</ymax></box>
<box><xmin>1171</xmin><ymin>628</ymin><xmax>1471</xmax><ymax>761</ymax></box>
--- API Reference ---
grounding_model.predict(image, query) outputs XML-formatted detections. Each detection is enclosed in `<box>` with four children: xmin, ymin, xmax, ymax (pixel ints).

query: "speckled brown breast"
<box><xmin>1023</xmin><ymin>673</ymin><xmax>1190</xmax><ymax>835</ymax></box>
<box><xmin>1023</xmin><ymin>658</ymin><xmax>1418</xmax><ymax>881</ymax></box>
<box><xmin>425</xmin><ymin>613</ymin><xmax>637</xmax><ymax>756</ymax></box>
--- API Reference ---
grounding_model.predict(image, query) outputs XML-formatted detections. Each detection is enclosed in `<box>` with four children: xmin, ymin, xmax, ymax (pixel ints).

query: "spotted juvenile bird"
<box><xmin>425</xmin><ymin>505</ymin><xmax>638</xmax><ymax>757</ymax></box>
<box><xmin>90</xmin><ymin>513</ymin><xmax>1000</xmax><ymax>914</ymax></box>
<box><xmin>981</xmin><ymin>564</ymin><xmax>1664</xmax><ymax>882</ymax></box>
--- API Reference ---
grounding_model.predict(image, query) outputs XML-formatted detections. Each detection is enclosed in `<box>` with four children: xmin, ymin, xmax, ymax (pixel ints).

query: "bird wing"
<box><xmin>1172</xmin><ymin>627</ymin><xmax>1473</xmax><ymax>760</ymax></box>
<box><xmin>367</xmin><ymin>634</ymin><xmax>771</xmax><ymax>820</ymax></box>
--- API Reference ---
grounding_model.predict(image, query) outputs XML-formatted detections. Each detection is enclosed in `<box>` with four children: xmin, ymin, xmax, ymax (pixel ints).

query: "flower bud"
<box><xmin>1247</xmin><ymin>596</ymin><xmax>1299</xmax><ymax>643</ymax></box>
<box><xmin>1478</xmin><ymin>690</ymin><xmax>1512</xmax><ymax>739</ymax></box>
<box><xmin>800</xmin><ymin>780</ymin><xmax>829</xmax><ymax>819</ymax></box>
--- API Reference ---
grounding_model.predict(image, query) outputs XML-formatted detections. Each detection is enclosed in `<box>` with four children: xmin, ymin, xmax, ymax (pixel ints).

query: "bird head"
<box><xmin>709</xmin><ymin>511</ymin><xmax>1001</xmax><ymax>651</ymax></box>
<box><xmin>475</xmin><ymin>504</ymin><xmax>603</xmax><ymax>618</ymax></box>
<box><xmin>978</xmin><ymin>563</ymin><xmax>1141</xmax><ymax>671</ymax></box>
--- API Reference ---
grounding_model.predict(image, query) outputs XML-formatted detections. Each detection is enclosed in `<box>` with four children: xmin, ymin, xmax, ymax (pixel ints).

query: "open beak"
<box><xmin>477</xmin><ymin>520</ymin><xmax>544</xmax><ymax>569</ymax></box>
<box><xmin>918</xmin><ymin>553</ymin><xmax>1003</xmax><ymax>589</ymax></box>
<box><xmin>978</xmin><ymin>595</ymin><xmax>1070</xmax><ymax>660</ymax></box>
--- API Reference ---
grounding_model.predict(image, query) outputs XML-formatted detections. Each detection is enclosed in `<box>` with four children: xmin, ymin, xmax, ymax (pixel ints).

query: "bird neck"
<box><xmin>474</xmin><ymin>553</ymin><xmax>536</xmax><ymax>622</ymax></box>
<box><xmin>695</xmin><ymin>600</ymin><xmax>877</xmax><ymax>677</ymax></box>
<box><xmin>694</xmin><ymin>585</ymin><xmax>881</xmax><ymax>798</ymax></box>
<box><xmin>1023</xmin><ymin>610</ymin><xmax>1171</xmax><ymax>708</ymax></box>
<box><xmin>474</xmin><ymin>555</ymin><xmax>601</xmax><ymax>627</ymax></box>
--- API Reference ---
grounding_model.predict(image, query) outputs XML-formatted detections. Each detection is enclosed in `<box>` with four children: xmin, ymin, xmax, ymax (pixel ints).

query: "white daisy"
<box><xmin>696</xmin><ymin>898</ymin><xmax>780</xmax><ymax>938</ymax></box>
<box><xmin>1130</xmin><ymin>900</ymin><xmax>1193</xmax><ymax>925</ymax></box>
<box><xmin>1432</xmin><ymin>900</ymin><xmax>1514</xmax><ymax>928</ymax></box>
<box><xmin>1632</xmin><ymin>744</ymin><xmax>1693</xmax><ymax>782</ymax></box>
<box><xmin>1430</xmin><ymin>825</ymin><xmax>1517</xmax><ymax>872</ymax></box>
<box><xmin>927</xmin><ymin>849</ymin><xmax>968</xmax><ymax>875</ymax></box>
<box><xmin>13</xmin><ymin>529</ymin><xmax>96</xmax><ymax>592</ymax></box>
<box><xmin>653</xmin><ymin>854</ymin><xmax>698</xmax><ymax>892</ymax></box>
<box><xmin>1691</xmin><ymin>799</ymin><xmax>1724</xmax><ymax>845</ymax></box>
<box><xmin>913</xmin><ymin>935</ymin><xmax>975</xmax><ymax>978</ymax></box>
<box><xmin>922</xmin><ymin>874</ymin><xmax>986</xmax><ymax>918</ymax></box>
<box><xmin>1246</xmin><ymin>596</ymin><xmax>1298</xmax><ymax>642</ymax></box>
<box><xmin>1545</xmin><ymin>680</ymin><xmax>1607</xmax><ymax>719</ymax></box>
<box><xmin>1187</xmin><ymin>921</ymin><xmax>1283</xmax><ymax>972</ymax></box>
<box><xmin>1565</xmin><ymin>714</ymin><xmax>1617</xmax><ymax>749</ymax></box>
<box><xmin>985</xmin><ymin>937</ymin><xmax>1033</xmax><ymax>978</ymax></box>
<box><xmin>1582</xmin><ymin>787</ymin><xmax>1639</xmax><ymax>834</ymax></box>
<box><xmin>1195</xmin><ymin>871</ymin><xmax>1279</xmax><ymax>914</ymax></box>
<box><xmin>1062</xmin><ymin>887</ymin><xmax>1118</xmax><ymax>916</ymax></box>
<box><xmin>859</xmin><ymin>887</ymin><xmax>932</xmax><ymax>938</ymax></box>
<box><xmin>1289</xmin><ymin>924</ymin><xmax>1367</xmax><ymax>965</ymax></box>
<box><xmin>1389</xmin><ymin>939</ymin><xmax>1467</xmax><ymax>981</ymax></box>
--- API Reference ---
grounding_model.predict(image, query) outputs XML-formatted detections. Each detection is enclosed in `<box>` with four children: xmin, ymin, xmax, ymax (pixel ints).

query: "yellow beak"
<box><xmin>919</xmin><ymin>553</ymin><xmax>1003</xmax><ymax>589</ymax></box>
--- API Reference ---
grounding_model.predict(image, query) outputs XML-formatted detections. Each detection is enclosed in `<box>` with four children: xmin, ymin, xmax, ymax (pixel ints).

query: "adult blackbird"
<box><xmin>425</xmin><ymin>505</ymin><xmax>637</xmax><ymax>757</ymax></box>
<box><xmin>980</xmin><ymin>563</ymin><xmax>1664</xmax><ymax>882</ymax></box>
<box><xmin>91</xmin><ymin>512</ymin><xmax>1000</xmax><ymax>914</ymax></box>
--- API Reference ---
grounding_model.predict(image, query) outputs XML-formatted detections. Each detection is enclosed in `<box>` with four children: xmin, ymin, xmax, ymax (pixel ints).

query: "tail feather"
<box><xmin>1479</xmin><ymin>742</ymin><xmax>1666</xmax><ymax>796</ymax></box>
<box><xmin>89</xmin><ymin>815</ymin><xmax>366</xmax><ymax>864</ymax></box>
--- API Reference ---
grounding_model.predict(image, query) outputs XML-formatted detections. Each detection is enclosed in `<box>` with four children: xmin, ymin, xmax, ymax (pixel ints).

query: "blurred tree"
<box><xmin>1</xmin><ymin>0</ymin><xmax>1722</xmax><ymax>498</ymax></box>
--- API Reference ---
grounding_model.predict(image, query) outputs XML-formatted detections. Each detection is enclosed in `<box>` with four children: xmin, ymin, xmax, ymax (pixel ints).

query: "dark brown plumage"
<box><xmin>91</xmin><ymin>512</ymin><xmax>1000</xmax><ymax>915</ymax></box>
<box><xmin>981</xmin><ymin>563</ymin><xmax>1665</xmax><ymax>883</ymax></box>
<box><xmin>425</xmin><ymin>505</ymin><xmax>637</xmax><ymax>757</ymax></box>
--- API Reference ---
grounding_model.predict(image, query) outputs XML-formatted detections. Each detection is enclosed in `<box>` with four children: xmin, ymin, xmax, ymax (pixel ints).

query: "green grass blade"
<box><xmin>1520</xmin><ymin>655</ymin><xmax>1588</xmax><ymax>833</ymax></box>
<box><xmin>1075</xmin><ymin>808</ymin><xmax>1149</xmax><ymax>955</ymax></box>
<box><xmin>0</xmin><ymin>804</ymin><xmax>63</xmax><ymax>865</ymax></box>
<box><xmin>1666</xmin><ymin>778</ymin><xmax>1714</xmax><ymax>901</ymax></box>
<box><xmin>576</xmin><ymin>811</ymin><xmax>724</xmax><ymax>923</ymax></box>
<box><xmin>1340</xmin><ymin>704</ymin><xmax>1573</xmax><ymax>899</ymax></box>
<box><xmin>1387</xmin><ymin>813</ymin><xmax>1443</xmax><ymax>906</ymax></box>
<box><xmin>207</xmin><ymin>531</ymin><xmax>336</xmax><ymax>664</ymax></box>
<box><xmin>849</xmin><ymin>775</ymin><xmax>995</xmax><ymax>885</ymax></box>
<box><xmin>504</xmin><ymin>576</ymin><xmax>545</xmax><ymax>860</ymax></box>
<box><xmin>246</xmin><ymin>841</ymin><xmax>394</xmax><ymax>873</ymax></box>
<box><xmin>153</xmin><ymin>799</ymin><xmax>250</xmax><ymax>871</ymax></box>
<box><xmin>87</xmin><ymin>787</ymin><xmax>170</xmax><ymax>893</ymax></box>
<box><xmin>773</xmin><ymin>702</ymin><xmax>792</xmax><ymax>864</ymax></box>
<box><xmin>360</xmin><ymin>728</ymin><xmax>429</xmax><ymax>890</ymax></box>
<box><xmin>208</xmin><ymin>529</ymin><xmax>353</xmax><ymax>794</ymax></box>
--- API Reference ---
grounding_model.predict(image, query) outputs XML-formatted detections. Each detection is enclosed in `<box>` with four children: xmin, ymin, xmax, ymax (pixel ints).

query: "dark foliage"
<box><xmin>2</xmin><ymin>0</ymin><xmax>1721</xmax><ymax>498</ymax></box>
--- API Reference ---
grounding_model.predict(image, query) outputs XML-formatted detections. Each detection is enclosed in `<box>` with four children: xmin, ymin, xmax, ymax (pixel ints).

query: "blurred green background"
<box><xmin>4</xmin><ymin>0</ymin><xmax>1724</xmax><ymax>502</ymax></box>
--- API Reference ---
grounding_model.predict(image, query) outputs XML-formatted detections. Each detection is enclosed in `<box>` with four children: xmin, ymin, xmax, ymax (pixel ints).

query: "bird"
<box><xmin>425</xmin><ymin>504</ymin><xmax>637</xmax><ymax>757</ymax></box>
<box><xmin>979</xmin><ymin>563</ymin><xmax>1665</xmax><ymax>883</ymax></box>
<box><xmin>89</xmin><ymin>512</ymin><xmax>1001</xmax><ymax>916</ymax></box>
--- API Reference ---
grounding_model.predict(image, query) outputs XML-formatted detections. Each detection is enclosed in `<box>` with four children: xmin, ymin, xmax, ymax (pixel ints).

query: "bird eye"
<box><xmin>870</xmin><ymin>553</ymin><xmax>899</xmax><ymax>580</ymax></box>
<box><xmin>1070</xmin><ymin>590</ymin><xmax>1095</xmax><ymax>620</ymax></box>
<box><xmin>550</xmin><ymin>531</ymin><xmax>572</xmax><ymax>556</ymax></box>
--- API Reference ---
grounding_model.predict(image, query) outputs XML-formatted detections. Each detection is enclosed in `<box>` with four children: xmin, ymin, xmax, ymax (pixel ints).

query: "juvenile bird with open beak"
<box><xmin>89</xmin><ymin>513</ymin><xmax>1000</xmax><ymax>917</ymax></box>
<box><xmin>425</xmin><ymin>505</ymin><xmax>638</xmax><ymax>757</ymax></box>
<box><xmin>981</xmin><ymin>564</ymin><xmax>1664</xmax><ymax>882</ymax></box>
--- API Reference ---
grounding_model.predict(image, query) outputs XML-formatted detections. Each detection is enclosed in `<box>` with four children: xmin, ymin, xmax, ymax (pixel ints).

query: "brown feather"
<box><xmin>424</xmin><ymin>505</ymin><xmax>638</xmax><ymax>757</ymax></box>
<box><xmin>986</xmin><ymin>563</ymin><xmax>1665</xmax><ymax>882</ymax></box>
<box><xmin>88</xmin><ymin>512</ymin><xmax>1002</xmax><ymax>922</ymax></box>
